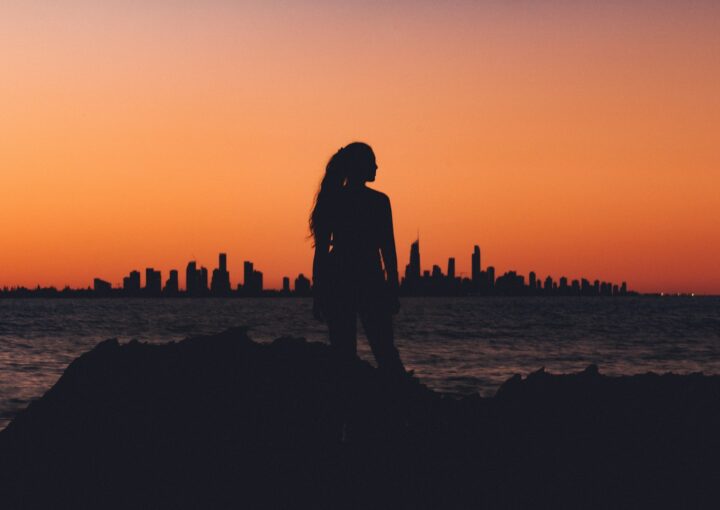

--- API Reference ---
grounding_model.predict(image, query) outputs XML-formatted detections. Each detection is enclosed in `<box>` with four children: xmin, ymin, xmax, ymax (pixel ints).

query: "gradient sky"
<box><xmin>2</xmin><ymin>1</ymin><xmax>719</xmax><ymax>294</ymax></box>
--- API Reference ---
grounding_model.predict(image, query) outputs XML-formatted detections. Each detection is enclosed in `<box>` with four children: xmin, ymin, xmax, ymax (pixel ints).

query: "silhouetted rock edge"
<box><xmin>1</xmin><ymin>328</ymin><xmax>719</xmax><ymax>509</ymax></box>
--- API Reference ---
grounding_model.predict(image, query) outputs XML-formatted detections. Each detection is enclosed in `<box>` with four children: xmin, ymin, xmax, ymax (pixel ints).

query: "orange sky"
<box><xmin>1</xmin><ymin>1</ymin><xmax>719</xmax><ymax>294</ymax></box>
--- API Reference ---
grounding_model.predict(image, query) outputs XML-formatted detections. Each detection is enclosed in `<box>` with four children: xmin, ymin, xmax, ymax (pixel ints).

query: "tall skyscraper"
<box><xmin>164</xmin><ymin>270</ymin><xmax>179</xmax><ymax>295</ymax></box>
<box><xmin>471</xmin><ymin>245</ymin><xmax>481</xmax><ymax>286</ymax></box>
<box><xmin>199</xmin><ymin>267</ymin><xmax>208</xmax><ymax>293</ymax></box>
<box><xmin>529</xmin><ymin>271</ymin><xmax>536</xmax><ymax>289</ymax></box>
<box><xmin>405</xmin><ymin>239</ymin><xmax>421</xmax><ymax>283</ymax></box>
<box><xmin>145</xmin><ymin>268</ymin><xmax>162</xmax><ymax>295</ymax></box>
<box><xmin>186</xmin><ymin>261</ymin><xmax>198</xmax><ymax>295</ymax></box>
<box><xmin>123</xmin><ymin>270</ymin><xmax>141</xmax><ymax>294</ymax></box>
<box><xmin>243</xmin><ymin>261</ymin><xmax>263</xmax><ymax>295</ymax></box>
<box><xmin>447</xmin><ymin>257</ymin><xmax>455</xmax><ymax>280</ymax></box>
<box><xmin>244</xmin><ymin>261</ymin><xmax>254</xmax><ymax>290</ymax></box>
<box><xmin>211</xmin><ymin>252</ymin><xmax>231</xmax><ymax>295</ymax></box>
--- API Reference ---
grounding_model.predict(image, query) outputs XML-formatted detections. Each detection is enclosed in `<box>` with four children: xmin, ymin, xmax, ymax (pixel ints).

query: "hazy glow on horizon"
<box><xmin>2</xmin><ymin>1</ymin><xmax>719</xmax><ymax>293</ymax></box>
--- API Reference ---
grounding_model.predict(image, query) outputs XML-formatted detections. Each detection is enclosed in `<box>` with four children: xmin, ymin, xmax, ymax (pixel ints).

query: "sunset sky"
<box><xmin>2</xmin><ymin>1</ymin><xmax>719</xmax><ymax>294</ymax></box>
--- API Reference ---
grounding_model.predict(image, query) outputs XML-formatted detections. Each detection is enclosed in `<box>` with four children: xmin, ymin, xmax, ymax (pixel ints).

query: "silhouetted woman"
<box><xmin>310</xmin><ymin>142</ymin><xmax>406</xmax><ymax>375</ymax></box>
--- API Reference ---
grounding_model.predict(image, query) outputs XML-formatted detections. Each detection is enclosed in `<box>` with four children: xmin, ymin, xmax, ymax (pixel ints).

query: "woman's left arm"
<box><xmin>380</xmin><ymin>196</ymin><xmax>400</xmax><ymax>313</ymax></box>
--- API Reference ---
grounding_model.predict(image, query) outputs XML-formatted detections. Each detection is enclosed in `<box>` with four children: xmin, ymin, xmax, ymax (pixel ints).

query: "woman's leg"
<box><xmin>359</xmin><ymin>310</ymin><xmax>405</xmax><ymax>374</ymax></box>
<box><xmin>327</xmin><ymin>309</ymin><xmax>358</xmax><ymax>360</ymax></box>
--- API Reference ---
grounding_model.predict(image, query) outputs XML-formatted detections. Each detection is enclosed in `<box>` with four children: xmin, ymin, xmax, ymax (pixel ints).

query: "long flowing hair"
<box><xmin>309</xmin><ymin>142</ymin><xmax>374</xmax><ymax>243</ymax></box>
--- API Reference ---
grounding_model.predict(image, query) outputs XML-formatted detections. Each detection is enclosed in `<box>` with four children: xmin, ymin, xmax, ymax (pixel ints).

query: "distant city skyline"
<box><xmin>400</xmin><ymin>241</ymin><xmax>633</xmax><ymax>297</ymax></box>
<box><xmin>91</xmin><ymin>252</ymin><xmax>310</xmax><ymax>297</ymax></box>
<box><xmin>0</xmin><ymin>241</ymin><xmax>653</xmax><ymax>297</ymax></box>
<box><xmin>7</xmin><ymin>238</ymin><xmax>718</xmax><ymax>295</ymax></box>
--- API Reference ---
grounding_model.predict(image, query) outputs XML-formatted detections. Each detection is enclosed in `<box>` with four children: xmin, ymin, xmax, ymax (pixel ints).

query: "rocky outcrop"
<box><xmin>1</xmin><ymin>328</ymin><xmax>718</xmax><ymax>509</ymax></box>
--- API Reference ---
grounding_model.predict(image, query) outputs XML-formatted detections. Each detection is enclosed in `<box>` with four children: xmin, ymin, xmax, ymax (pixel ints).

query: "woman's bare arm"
<box><xmin>312</xmin><ymin>230</ymin><xmax>330</xmax><ymax>320</ymax></box>
<box><xmin>380</xmin><ymin>196</ymin><xmax>400</xmax><ymax>298</ymax></box>
<box><xmin>312</xmin><ymin>230</ymin><xmax>330</xmax><ymax>290</ymax></box>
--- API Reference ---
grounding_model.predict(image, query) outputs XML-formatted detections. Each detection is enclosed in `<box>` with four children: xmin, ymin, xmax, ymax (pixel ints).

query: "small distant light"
<box><xmin>691</xmin><ymin>293</ymin><xmax>695</xmax><ymax>297</ymax></box>
<box><xmin>660</xmin><ymin>292</ymin><xmax>664</xmax><ymax>296</ymax></box>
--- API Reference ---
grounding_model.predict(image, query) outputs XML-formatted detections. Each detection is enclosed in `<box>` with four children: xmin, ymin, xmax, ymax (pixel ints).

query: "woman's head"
<box><xmin>309</xmin><ymin>142</ymin><xmax>377</xmax><ymax>240</ymax></box>
<box><xmin>339</xmin><ymin>142</ymin><xmax>377</xmax><ymax>184</ymax></box>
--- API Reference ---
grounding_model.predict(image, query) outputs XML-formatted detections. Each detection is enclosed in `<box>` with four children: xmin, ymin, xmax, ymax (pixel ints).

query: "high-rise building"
<box><xmin>199</xmin><ymin>267</ymin><xmax>208</xmax><ymax>293</ymax></box>
<box><xmin>405</xmin><ymin>239</ymin><xmax>421</xmax><ymax>284</ymax></box>
<box><xmin>186</xmin><ymin>261</ymin><xmax>199</xmax><ymax>295</ymax></box>
<box><xmin>447</xmin><ymin>257</ymin><xmax>455</xmax><ymax>280</ymax></box>
<box><xmin>529</xmin><ymin>271</ymin><xmax>536</xmax><ymax>289</ymax></box>
<box><xmin>544</xmin><ymin>276</ymin><xmax>553</xmax><ymax>290</ymax></box>
<box><xmin>164</xmin><ymin>270</ymin><xmax>179</xmax><ymax>295</ymax></box>
<box><xmin>471</xmin><ymin>245</ymin><xmax>481</xmax><ymax>286</ymax></box>
<box><xmin>401</xmin><ymin>239</ymin><xmax>422</xmax><ymax>293</ymax></box>
<box><xmin>243</xmin><ymin>261</ymin><xmax>254</xmax><ymax>294</ymax></box>
<box><xmin>486</xmin><ymin>266</ymin><xmax>495</xmax><ymax>288</ymax></box>
<box><xmin>211</xmin><ymin>252</ymin><xmax>231</xmax><ymax>295</ymax></box>
<box><xmin>243</xmin><ymin>261</ymin><xmax>263</xmax><ymax>295</ymax></box>
<box><xmin>431</xmin><ymin>265</ymin><xmax>443</xmax><ymax>279</ymax></box>
<box><xmin>282</xmin><ymin>277</ymin><xmax>290</xmax><ymax>293</ymax></box>
<box><xmin>123</xmin><ymin>270</ymin><xmax>141</xmax><ymax>294</ymax></box>
<box><xmin>93</xmin><ymin>278</ymin><xmax>112</xmax><ymax>294</ymax></box>
<box><xmin>294</xmin><ymin>273</ymin><xmax>311</xmax><ymax>295</ymax></box>
<box><xmin>244</xmin><ymin>261</ymin><xmax>254</xmax><ymax>289</ymax></box>
<box><xmin>145</xmin><ymin>268</ymin><xmax>162</xmax><ymax>295</ymax></box>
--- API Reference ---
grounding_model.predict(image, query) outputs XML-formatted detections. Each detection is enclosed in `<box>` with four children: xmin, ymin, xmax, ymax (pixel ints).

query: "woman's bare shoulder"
<box><xmin>363</xmin><ymin>187</ymin><xmax>391</xmax><ymax>204</ymax></box>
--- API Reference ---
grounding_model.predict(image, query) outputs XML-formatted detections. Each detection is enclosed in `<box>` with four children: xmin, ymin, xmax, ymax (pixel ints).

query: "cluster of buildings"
<box><xmin>401</xmin><ymin>240</ymin><xmax>632</xmax><ymax>296</ymax></box>
<box><xmin>4</xmin><ymin>243</ymin><xmax>634</xmax><ymax>298</ymax></box>
<box><xmin>92</xmin><ymin>253</ymin><xmax>312</xmax><ymax>297</ymax></box>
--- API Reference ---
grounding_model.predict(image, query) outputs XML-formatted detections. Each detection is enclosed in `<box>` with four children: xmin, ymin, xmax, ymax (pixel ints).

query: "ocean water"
<box><xmin>1</xmin><ymin>296</ymin><xmax>719</xmax><ymax>430</ymax></box>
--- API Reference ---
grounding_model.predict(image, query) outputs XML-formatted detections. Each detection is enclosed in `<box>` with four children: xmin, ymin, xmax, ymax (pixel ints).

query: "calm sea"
<box><xmin>1</xmin><ymin>296</ymin><xmax>719</xmax><ymax>429</ymax></box>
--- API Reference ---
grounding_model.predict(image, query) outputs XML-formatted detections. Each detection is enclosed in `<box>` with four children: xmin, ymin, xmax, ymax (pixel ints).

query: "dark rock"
<box><xmin>1</xmin><ymin>329</ymin><xmax>719</xmax><ymax>509</ymax></box>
